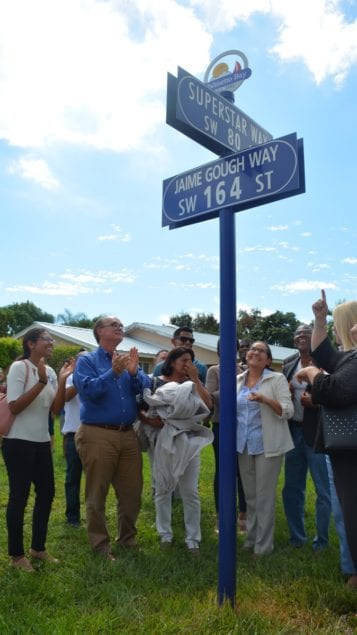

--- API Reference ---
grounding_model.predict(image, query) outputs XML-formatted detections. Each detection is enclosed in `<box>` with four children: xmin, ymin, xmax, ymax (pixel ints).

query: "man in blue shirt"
<box><xmin>74</xmin><ymin>316</ymin><xmax>149</xmax><ymax>560</ymax></box>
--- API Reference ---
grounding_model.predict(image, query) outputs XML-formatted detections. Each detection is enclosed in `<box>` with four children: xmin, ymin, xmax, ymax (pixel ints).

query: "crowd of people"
<box><xmin>1</xmin><ymin>295</ymin><xmax>356</xmax><ymax>591</ymax></box>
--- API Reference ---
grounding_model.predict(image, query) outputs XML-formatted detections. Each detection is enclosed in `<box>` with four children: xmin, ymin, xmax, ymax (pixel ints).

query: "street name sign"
<box><xmin>162</xmin><ymin>133</ymin><xmax>304</xmax><ymax>228</ymax></box>
<box><xmin>166</xmin><ymin>67</ymin><xmax>273</xmax><ymax>157</ymax></box>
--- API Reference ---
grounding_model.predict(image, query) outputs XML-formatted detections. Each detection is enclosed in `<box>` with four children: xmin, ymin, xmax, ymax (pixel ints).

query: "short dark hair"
<box><xmin>217</xmin><ymin>338</ymin><xmax>240</xmax><ymax>356</ymax></box>
<box><xmin>161</xmin><ymin>346</ymin><xmax>194</xmax><ymax>376</ymax></box>
<box><xmin>173</xmin><ymin>325</ymin><xmax>193</xmax><ymax>339</ymax></box>
<box><xmin>294</xmin><ymin>324</ymin><xmax>312</xmax><ymax>336</ymax></box>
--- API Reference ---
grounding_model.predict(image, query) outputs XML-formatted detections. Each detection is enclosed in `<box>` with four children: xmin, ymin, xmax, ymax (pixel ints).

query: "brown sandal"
<box><xmin>10</xmin><ymin>556</ymin><xmax>35</xmax><ymax>572</ymax></box>
<box><xmin>29</xmin><ymin>549</ymin><xmax>59</xmax><ymax>564</ymax></box>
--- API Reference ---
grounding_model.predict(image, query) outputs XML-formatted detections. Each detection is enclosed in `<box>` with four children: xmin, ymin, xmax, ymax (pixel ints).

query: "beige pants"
<box><xmin>238</xmin><ymin>451</ymin><xmax>283</xmax><ymax>555</ymax></box>
<box><xmin>75</xmin><ymin>424</ymin><xmax>142</xmax><ymax>552</ymax></box>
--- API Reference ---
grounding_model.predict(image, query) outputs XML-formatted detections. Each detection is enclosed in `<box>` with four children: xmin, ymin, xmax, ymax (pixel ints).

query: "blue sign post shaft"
<box><xmin>163</xmin><ymin>65</ymin><xmax>305</xmax><ymax>609</ymax></box>
<box><xmin>218</xmin><ymin>208</ymin><xmax>238</xmax><ymax>606</ymax></box>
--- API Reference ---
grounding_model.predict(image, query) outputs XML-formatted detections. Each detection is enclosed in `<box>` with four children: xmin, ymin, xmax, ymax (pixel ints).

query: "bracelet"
<box><xmin>38</xmin><ymin>379</ymin><xmax>47</xmax><ymax>385</ymax></box>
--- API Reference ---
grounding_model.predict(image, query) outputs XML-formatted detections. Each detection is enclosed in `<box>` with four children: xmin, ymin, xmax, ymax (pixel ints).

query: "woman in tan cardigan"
<box><xmin>237</xmin><ymin>341</ymin><xmax>294</xmax><ymax>557</ymax></box>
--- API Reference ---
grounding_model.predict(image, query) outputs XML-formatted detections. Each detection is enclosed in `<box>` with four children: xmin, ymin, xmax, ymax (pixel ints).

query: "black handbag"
<box><xmin>317</xmin><ymin>403</ymin><xmax>357</xmax><ymax>453</ymax></box>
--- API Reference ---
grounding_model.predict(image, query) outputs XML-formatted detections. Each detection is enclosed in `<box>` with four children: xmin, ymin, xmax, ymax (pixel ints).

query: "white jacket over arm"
<box><xmin>143</xmin><ymin>381</ymin><xmax>213</xmax><ymax>493</ymax></box>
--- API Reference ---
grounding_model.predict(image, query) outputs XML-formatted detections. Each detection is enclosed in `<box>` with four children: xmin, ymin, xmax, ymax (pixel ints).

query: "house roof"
<box><xmin>15</xmin><ymin>321</ymin><xmax>297</xmax><ymax>364</ymax></box>
<box><xmin>14</xmin><ymin>322</ymin><xmax>169</xmax><ymax>356</ymax></box>
<box><xmin>125</xmin><ymin>322</ymin><xmax>220</xmax><ymax>352</ymax></box>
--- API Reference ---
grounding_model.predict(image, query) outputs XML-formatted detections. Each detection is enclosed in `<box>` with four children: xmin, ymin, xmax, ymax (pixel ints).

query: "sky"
<box><xmin>1</xmin><ymin>0</ymin><xmax>357</xmax><ymax>328</ymax></box>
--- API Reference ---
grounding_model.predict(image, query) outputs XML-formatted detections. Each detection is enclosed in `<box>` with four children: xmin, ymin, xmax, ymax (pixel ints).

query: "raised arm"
<box><xmin>311</xmin><ymin>289</ymin><xmax>329</xmax><ymax>352</ymax></box>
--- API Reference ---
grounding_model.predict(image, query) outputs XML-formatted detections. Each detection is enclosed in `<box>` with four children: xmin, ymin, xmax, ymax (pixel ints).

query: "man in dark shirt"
<box><xmin>282</xmin><ymin>324</ymin><xmax>331</xmax><ymax>550</ymax></box>
<box><xmin>74</xmin><ymin>316</ymin><xmax>149</xmax><ymax>560</ymax></box>
<box><xmin>152</xmin><ymin>326</ymin><xmax>207</xmax><ymax>382</ymax></box>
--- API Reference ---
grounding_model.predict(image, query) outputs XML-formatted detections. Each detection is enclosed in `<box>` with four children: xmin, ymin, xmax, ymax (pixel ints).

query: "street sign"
<box><xmin>162</xmin><ymin>133</ymin><xmax>304</xmax><ymax>228</ymax></box>
<box><xmin>166</xmin><ymin>67</ymin><xmax>272</xmax><ymax>157</ymax></box>
<box><xmin>207</xmin><ymin>67</ymin><xmax>252</xmax><ymax>93</ymax></box>
<box><xmin>163</xmin><ymin>55</ymin><xmax>306</xmax><ymax>608</ymax></box>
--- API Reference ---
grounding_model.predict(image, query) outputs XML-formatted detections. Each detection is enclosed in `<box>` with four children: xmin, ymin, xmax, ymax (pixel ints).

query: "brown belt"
<box><xmin>83</xmin><ymin>423</ymin><xmax>133</xmax><ymax>432</ymax></box>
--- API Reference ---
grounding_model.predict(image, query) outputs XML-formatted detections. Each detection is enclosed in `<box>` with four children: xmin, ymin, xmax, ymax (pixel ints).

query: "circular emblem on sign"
<box><xmin>204</xmin><ymin>50</ymin><xmax>251</xmax><ymax>96</ymax></box>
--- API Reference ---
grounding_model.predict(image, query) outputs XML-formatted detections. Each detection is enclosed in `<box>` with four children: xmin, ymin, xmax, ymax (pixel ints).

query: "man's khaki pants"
<box><xmin>75</xmin><ymin>424</ymin><xmax>142</xmax><ymax>552</ymax></box>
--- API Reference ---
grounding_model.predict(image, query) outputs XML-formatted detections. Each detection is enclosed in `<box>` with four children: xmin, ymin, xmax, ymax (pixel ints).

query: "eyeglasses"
<box><xmin>178</xmin><ymin>336</ymin><xmax>195</xmax><ymax>344</ymax></box>
<box><xmin>249</xmin><ymin>346</ymin><xmax>267</xmax><ymax>354</ymax></box>
<box><xmin>39</xmin><ymin>336</ymin><xmax>54</xmax><ymax>343</ymax></box>
<box><xmin>101</xmin><ymin>322</ymin><xmax>124</xmax><ymax>330</ymax></box>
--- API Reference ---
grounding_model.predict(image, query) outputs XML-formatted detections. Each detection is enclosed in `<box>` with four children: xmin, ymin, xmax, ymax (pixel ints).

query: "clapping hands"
<box><xmin>112</xmin><ymin>347</ymin><xmax>139</xmax><ymax>376</ymax></box>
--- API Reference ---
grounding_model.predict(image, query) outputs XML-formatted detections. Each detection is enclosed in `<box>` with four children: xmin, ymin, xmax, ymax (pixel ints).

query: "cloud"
<box><xmin>1</xmin><ymin>1</ymin><xmax>355</xmax><ymax>157</ymax></box>
<box><xmin>190</xmin><ymin>0</ymin><xmax>357</xmax><ymax>85</ymax></box>
<box><xmin>240</xmin><ymin>245</ymin><xmax>276</xmax><ymax>253</ymax></box>
<box><xmin>267</xmin><ymin>225</ymin><xmax>288</xmax><ymax>231</ymax></box>
<box><xmin>301</xmin><ymin>232</ymin><xmax>312</xmax><ymax>237</ymax></box>
<box><xmin>158</xmin><ymin>313</ymin><xmax>173</xmax><ymax>325</ymax></box>
<box><xmin>271</xmin><ymin>279</ymin><xmax>337</xmax><ymax>293</ymax></box>
<box><xmin>169</xmin><ymin>281</ymin><xmax>216</xmax><ymax>289</ymax></box>
<box><xmin>6</xmin><ymin>268</ymin><xmax>136</xmax><ymax>297</ymax></box>
<box><xmin>7</xmin><ymin>157</ymin><xmax>60</xmax><ymax>190</ymax></box>
<box><xmin>59</xmin><ymin>269</ymin><xmax>136</xmax><ymax>284</ymax></box>
<box><xmin>307</xmin><ymin>263</ymin><xmax>331</xmax><ymax>272</ymax></box>
<box><xmin>236</xmin><ymin>301</ymin><xmax>272</xmax><ymax>315</ymax></box>
<box><xmin>270</xmin><ymin>1</ymin><xmax>357</xmax><ymax>86</ymax></box>
<box><xmin>0</xmin><ymin>0</ymin><xmax>211</xmax><ymax>152</ymax></box>
<box><xmin>143</xmin><ymin>253</ymin><xmax>219</xmax><ymax>270</ymax></box>
<box><xmin>343</xmin><ymin>257</ymin><xmax>357</xmax><ymax>264</ymax></box>
<box><xmin>97</xmin><ymin>225</ymin><xmax>131</xmax><ymax>242</ymax></box>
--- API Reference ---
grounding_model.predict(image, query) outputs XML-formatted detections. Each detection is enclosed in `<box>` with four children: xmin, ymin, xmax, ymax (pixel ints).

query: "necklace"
<box><xmin>245</xmin><ymin>372</ymin><xmax>262</xmax><ymax>388</ymax></box>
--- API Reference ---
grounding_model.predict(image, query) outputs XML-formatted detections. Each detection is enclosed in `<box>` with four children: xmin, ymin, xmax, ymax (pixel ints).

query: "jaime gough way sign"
<box><xmin>162</xmin><ymin>133</ymin><xmax>305</xmax><ymax>228</ymax></box>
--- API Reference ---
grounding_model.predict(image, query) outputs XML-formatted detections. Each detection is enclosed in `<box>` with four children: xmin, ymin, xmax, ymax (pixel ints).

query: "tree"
<box><xmin>0</xmin><ymin>302</ymin><xmax>54</xmax><ymax>337</ymax></box>
<box><xmin>237</xmin><ymin>309</ymin><xmax>302</xmax><ymax>347</ymax></box>
<box><xmin>237</xmin><ymin>308</ymin><xmax>262</xmax><ymax>340</ymax></box>
<box><xmin>56</xmin><ymin>308</ymin><xmax>94</xmax><ymax>328</ymax></box>
<box><xmin>169</xmin><ymin>312</ymin><xmax>193</xmax><ymax>329</ymax></box>
<box><xmin>169</xmin><ymin>308</ymin><xmax>301</xmax><ymax>347</ymax></box>
<box><xmin>258</xmin><ymin>311</ymin><xmax>300</xmax><ymax>347</ymax></box>
<box><xmin>169</xmin><ymin>312</ymin><xmax>219</xmax><ymax>333</ymax></box>
<box><xmin>192</xmin><ymin>313</ymin><xmax>219</xmax><ymax>334</ymax></box>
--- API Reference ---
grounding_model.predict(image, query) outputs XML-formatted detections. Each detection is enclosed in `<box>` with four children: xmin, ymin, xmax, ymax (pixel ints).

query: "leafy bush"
<box><xmin>0</xmin><ymin>337</ymin><xmax>22</xmax><ymax>371</ymax></box>
<box><xmin>50</xmin><ymin>345</ymin><xmax>86</xmax><ymax>374</ymax></box>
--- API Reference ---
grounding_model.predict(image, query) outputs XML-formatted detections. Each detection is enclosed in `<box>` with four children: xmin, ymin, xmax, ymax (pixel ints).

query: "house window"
<box><xmin>141</xmin><ymin>361</ymin><xmax>150</xmax><ymax>373</ymax></box>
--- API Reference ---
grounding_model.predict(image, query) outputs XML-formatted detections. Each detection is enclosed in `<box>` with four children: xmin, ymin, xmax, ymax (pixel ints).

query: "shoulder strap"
<box><xmin>23</xmin><ymin>360</ymin><xmax>30</xmax><ymax>388</ymax></box>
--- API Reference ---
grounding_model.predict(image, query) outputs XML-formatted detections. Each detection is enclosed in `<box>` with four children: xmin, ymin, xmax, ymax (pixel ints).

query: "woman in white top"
<box><xmin>3</xmin><ymin>328</ymin><xmax>74</xmax><ymax>572</ymax></box>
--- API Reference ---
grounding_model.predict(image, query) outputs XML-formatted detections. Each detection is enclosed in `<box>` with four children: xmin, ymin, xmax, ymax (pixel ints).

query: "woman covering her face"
<box><xmin>138</xmin><ymin>346</ymin><xmax>213</xmax><ymax>555</ymax></box>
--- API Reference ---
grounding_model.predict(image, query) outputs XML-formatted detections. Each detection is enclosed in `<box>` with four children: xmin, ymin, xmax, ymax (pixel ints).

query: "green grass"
<box><xmin>0</xmin><ymin>425</ymin><xmax>356</xmax><ymax>634</ymax></box>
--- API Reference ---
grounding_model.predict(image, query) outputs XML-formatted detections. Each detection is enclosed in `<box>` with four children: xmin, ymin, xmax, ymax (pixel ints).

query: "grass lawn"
<box><xmin>0</xmin><ymin>424</ymin><xmax>356</xmax><ymax>634</ymax></box>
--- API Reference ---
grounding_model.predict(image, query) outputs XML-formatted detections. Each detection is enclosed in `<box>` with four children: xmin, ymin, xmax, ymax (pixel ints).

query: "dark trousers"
<box><xmin>64</xmin><ymin>433</ymin><xmax>83</xmax><ymax>524</ymax></box>
<box><xmin>212</xmin><ymin>422</ymin><xmax>247</xmax><ymax>515</ymax></box>
<box><xmin>330</xmin><ymin>453</ymin><xmax>357</xmax><ymax>571</ymax></box>
<box><xmin>2</xmin><ymin>438</ymin><xmax>55</xmax><ymax>557</ymax></box>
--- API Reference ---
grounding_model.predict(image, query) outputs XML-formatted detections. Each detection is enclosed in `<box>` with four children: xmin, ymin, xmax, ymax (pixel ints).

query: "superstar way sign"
<box><xmin>166</xmin><ymin>67</ymin><xmax>273</xmax><ymax>156</ymax></box>
<box><xmin>162</xmin><ymin>133</ymin><xmax>305</xmax><ymax>228</ymax></box>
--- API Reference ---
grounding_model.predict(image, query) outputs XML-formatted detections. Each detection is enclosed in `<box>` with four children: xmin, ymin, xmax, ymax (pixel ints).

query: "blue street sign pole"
<box><xmin>163</xmin><ymin>63</ymin><xmax>305</xmax><ymax>609</ymax></box>
<box><xmin>218</xmin><ymin>207</ymin><xmax>237</xmax><ymax>607</ymax></box>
